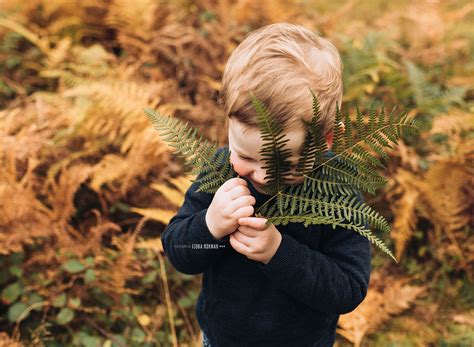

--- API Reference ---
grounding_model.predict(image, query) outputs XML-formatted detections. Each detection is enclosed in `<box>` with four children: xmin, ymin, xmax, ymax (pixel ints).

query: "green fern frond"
<box><xmin>143</xmin><ymin>108</ymin><xmax>236</xmax><ymax>193</ymax></box>
<box><xmin>294</xmin><ymin>89</ymin><xmax>325</xmax><ymax>178</ymax></box>
<box><xmin>356</xmin><ymin>103</ymin><xmax>367</xmax><ymax>139</ymax></box>
<box><xmin>249</xmin><ymin>91</ymin><xmax>295</xmax><ymax>200</ymax></box>
<box><xmin>343</xmin><ymin>108</ymin><xmax>354</xmax><ymax>149</ymax></box>
<box><xmin>288</xmin><ymin>91</ymin><xmax>417</xmax><ymax>202</ymax></box>
<box><xmin>247</xmin><ymin>91</ymin><xmax>416</xmax><ymax>258</ymax></box>
<box><xmin>258</xmin><ymin>190</ymin><xmax>390</xmax><ymax>234</ymax></box>
<box><xmin>293</xmin><ymin>89</ymin><xmax>367</xmax><ymax>198</ymax></box>
<box><xmin>267</xmin><ymin>214</ymin><xmax>343</xmax><ymax>228</ymax></box>
<box><xmin>308</xmin><ymin>100</ymin><xmax>418</xmax><ymax>193</ymax></box>
<box><xmin>262</xmin><ymin>211</ymin><xmax>396</xmax><ymax>262</ymax></box>
<box><xmin>294</xmin><ymin>118</ymin><xmax>318</xmax><ymax>178</ymax></box>
<box><xmin>320</xmin><ymin>160</ymin><xmax>387</xmax><ymax>194</ymax></box>
<box><xmin>308</xmin><ymin>89</ymin><xmax>330</xmax><ymax>166</ymax></box>
<box><xmin>405</xmin><ymin>60</ymin><xmax>467</xmax><ymax>114</ymax></box>
<box><xmin>193</xmin><ymin>149</ymin><xmax>236</xmax><ymax>193</ymax></box>
<box><xmin>331</xmin><ymin>103</ymin><xmax>345</xmax><ymax>154</ymax></box>
<box><xmin>145</xmin><ymin>91</ymin><xmax>418</xmax><ymax>261</ymax></box>
<box><xmin>298</xmin><ymin>171</ymin><xmax>361</xmax><ymax>197</ymax></box>
<box><xmin>336</xmin><ymin>222</ymin><xmax>397</xmax><ymax>262</ymax></box>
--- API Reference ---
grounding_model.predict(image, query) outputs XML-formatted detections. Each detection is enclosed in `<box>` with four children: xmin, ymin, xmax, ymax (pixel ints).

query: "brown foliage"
<box><xmin>0</xmin><ymin>332</ymin><xmax>23</xmax><ymax>347</ymax></box>
<box><xmin>337</xmin><ymin>272</ymin><xmax>427</xmax><ymax>346</ymax></box>
<box><xmin>386</xmin><ymin>111</ymin><xmax>473</xmax><ymax>277</ymax></box>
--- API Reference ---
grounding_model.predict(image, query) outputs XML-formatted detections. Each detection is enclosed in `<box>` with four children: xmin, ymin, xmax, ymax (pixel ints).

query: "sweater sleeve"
<box><xmin>160</xmin><ymin>151</ymin><xmax>230</xmax><ymax>275</ymax></box>
<box><xmin>257</xmin><ymin>194</ymin><xmax>372</xmax><ymax>315</ymax></box>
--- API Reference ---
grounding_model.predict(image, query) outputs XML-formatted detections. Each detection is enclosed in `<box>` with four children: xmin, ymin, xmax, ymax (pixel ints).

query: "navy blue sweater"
<box><xmin>161</xmin><ymin>146</ymin><xmax>372</xmax><ymax>346</ymax></box>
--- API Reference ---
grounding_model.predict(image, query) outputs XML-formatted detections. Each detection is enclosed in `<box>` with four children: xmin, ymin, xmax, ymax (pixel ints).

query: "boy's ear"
<box><xmin>325</xmin><ymin>122</ymin><xmax>345</xmax><ymax>150</ymax></box>
<box><xmin>325</xmin><ymin>130</ymin><xmax>334</xmax><ymax>149</ymax></box>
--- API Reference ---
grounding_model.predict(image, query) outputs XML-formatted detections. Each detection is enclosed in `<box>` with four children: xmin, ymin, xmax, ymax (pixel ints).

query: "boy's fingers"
<box><xmin>228</xmin><ymin>185</ymin><xmax>251</xmax><ymax>200</ymax></box>
<box><xmin>230</xmin><ymin>233</ymin><xmax>250</xmax><ymax>254</ymax></box>
<box><xmin>237</xmin><ymin>225</ymin><xmax>260</xmax><ymax>237</ymax></box>
<box><xmin>233</xmin><ymin>231</ymin><xmax>253</xmax><ymax>245</ymax></box>
<box><xmin>238</xmin><ymin>217</ymin><xmax>268</xmax><ymax>230</ymax></box>
<box><xmin>221</xmin><ymin>177</ymin><xmax>247</xmax><ymax>192</ymax></box>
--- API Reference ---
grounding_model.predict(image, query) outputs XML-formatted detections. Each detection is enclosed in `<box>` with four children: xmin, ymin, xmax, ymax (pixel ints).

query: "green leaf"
<box><xmin>84</xmin><ymin>269</ymin><xmax>95</xmax><ymax>283</ymax></box>
<box><xmin>84</xmin><ymin>256</ymin><xmax>95</xmax><ymax>267</ymax></box>
<box><xmin>69</xmin><ymin>297</ymin><xmax>81</xmax><ymax>308</ymax></box>
<box><xmin>40</xmin><ymin>276</ymin><xmax>53</xmax><ymax>286</ymax></box>
<box><xmin>9</xmin><ymin>265</ymin><xmax>23</xmax><ymax>278</ymax></box>
<box><xmin>8</xmin><ymin>302</ymin><xmax>29</xmax><ymax>322</ymax></box>
<box><xmin>62</xmin><ymin>259</ymin><xmax>85</xmax><ymax>274</ymax></box>
<box><xmin>2</xmin><ymin>281</ymin><xmax>23</xmax><ymax>304</ymax></box>
<box><xmin>144</xmin><ymin>107</ymin><xmax>235</xmax><ymax>194</ymax></box>
<box><xmin>120</xmin><ymin>293</ymin><xmax>132</xmax><ymax>306</ymax></box>
<box><xmin>199</xmin><ymin>10</ymin><xmax>217</xmax><ymax>23</ymax></box>
<box><xmin>142</xmin><ymin>270</ymin><xmax>158</xmax><ymax>284</ymax></box>
<box><xmin>52</xmin><ymin>293</ymin><xmax>67</xmax><ymax>307</ymax></box>
<box><xmin>181</xmin><ymin>274</ymin><xmax>195</xmax><ymax>281</ymax></box>
<box><xmin>178</xmin><ymin>296</ymin><xmax>193</xmax><ymax>309</ymax></box>
<box><xmin>26</xmin><ymin>293</ymin><xmax>44</xmax><ymax>311</ymax></box>
<box><xmin>114</xmin><ymin>308</ymin><xmax>134</xmax><ymax>320</ymax></box>
<box><xmin>56</xmin><ymin>307</ymin><xmax>75</xmax><ymax>325</ymax></box>
<box><xmin>131</xmin><ymin>328</ymin><xmax>146</xmax><ymax>343</ymax></box>
<box><xmin>111</xmin><ymin>335</ymin><xmax>127</xmax><ymax>347</ymax></box>
<box><xmin>78</xmin><ymin>333</ymin><xmax>101</xmax><ymax>347</ymax></box>
<box><xmin>92</xmin><ymin>288</ymin><xmax>114</xmax><ymax>307</ymax></box>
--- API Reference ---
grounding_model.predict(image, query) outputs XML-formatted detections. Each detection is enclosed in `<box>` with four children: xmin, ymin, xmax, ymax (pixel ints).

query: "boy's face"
<box><xmin>227</xmin><ymin>118</ymin><xmax>309</xmax><ymax>194</ymax></box>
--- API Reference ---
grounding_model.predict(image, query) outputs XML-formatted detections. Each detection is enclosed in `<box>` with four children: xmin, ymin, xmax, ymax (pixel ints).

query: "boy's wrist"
<box><xmin>261</xmin><ymin>231</ymin><xmax>282</xmax><ymax>265</ymax></box>
<box><xmin>210</xmin><ymin>231</ymin><xmax>226</xmax><ymax>241</ymax></box>
<box><xmin>205</xmin><ymin>209</ymin><xmax>225</xmax><ymax>241</ymax></box>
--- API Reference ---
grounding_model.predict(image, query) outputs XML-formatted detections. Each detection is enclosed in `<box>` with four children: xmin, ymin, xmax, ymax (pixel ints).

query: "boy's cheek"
<box><xmin>230</xmin><ymin>156</ymin><xmax>247</xmax><ymax>176</ymax></box>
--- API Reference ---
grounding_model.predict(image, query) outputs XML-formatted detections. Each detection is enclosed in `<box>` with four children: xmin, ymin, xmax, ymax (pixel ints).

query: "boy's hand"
<box><xmin>229</xmin><ymin>217</ymin><xmax>282</xmax><ymax>265</ymax></box>
<box><xmin>205</xmin><ymin>178</ymin><xmax>256</xmax><ymax>240</ymax></box>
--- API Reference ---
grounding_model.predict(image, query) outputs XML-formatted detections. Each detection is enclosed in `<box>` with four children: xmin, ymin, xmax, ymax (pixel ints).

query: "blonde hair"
<box><xmin>220</xmin><ymin>22</ymin><xmax>343</xmax><ymax>136</ymax></box>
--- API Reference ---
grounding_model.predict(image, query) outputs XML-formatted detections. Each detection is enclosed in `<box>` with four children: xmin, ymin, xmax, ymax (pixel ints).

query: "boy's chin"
<box><xmin>250</xmin><ymin>180</ymin><xmax>266</xmax><ymax>192</ymax></box>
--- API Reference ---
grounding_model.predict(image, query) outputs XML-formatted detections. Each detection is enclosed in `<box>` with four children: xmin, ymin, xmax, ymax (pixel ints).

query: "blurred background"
<box><xmin>0</xmin><ymin>0</ymin><xmax>472</xmax><ymax>346</ymax></box>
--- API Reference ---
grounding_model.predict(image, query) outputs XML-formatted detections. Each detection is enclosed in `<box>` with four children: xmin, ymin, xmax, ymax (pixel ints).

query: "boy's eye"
<box><xmin>238</xmin><ymin>155</ymin><xmax>253</xmax><ymax>162</ymax></box>
<box><xmin>239</xmin><ymin>155</ymin><xmax>298</xmax><ymax>169</ymax></box>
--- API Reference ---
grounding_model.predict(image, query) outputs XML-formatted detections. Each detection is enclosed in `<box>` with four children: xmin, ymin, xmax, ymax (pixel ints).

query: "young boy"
<box><xmin>161</xmin><ymin>23</ymin><xmax>371</xmax><ymax>347</ymax></box>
